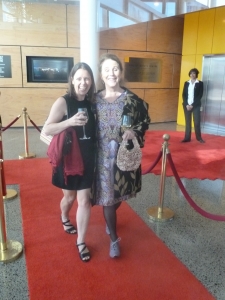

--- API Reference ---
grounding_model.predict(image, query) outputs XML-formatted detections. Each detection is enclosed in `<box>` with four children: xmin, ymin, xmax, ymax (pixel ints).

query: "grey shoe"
<box><xmin>109</xmin><ymin>238</ymin><xmax>121</xmax><ymax>258</ymax></box>
<box><xmin>106</xmin><ymin>225</ymin><xmax>110</xmax><ymax>235</ymax></box>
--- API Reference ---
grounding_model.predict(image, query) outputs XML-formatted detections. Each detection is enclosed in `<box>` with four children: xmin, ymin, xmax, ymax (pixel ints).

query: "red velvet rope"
<box><xmin>142</xmin><ymin>150</ymin><xmax>162</xmax><ymax>175</ymax></box>
<box><xmin>1</xmin><ymin>116</ymin><xmax>20</xmax><ymax>131</ymax></box>
<box><xmin>29</xmin><ymin>118</ymin><xmax>41</xmax><ymax>133</ymax></box>
<box><xmin>167</xmin><ymin>153</ymin><xmax>225</xmax><ymax>221</ymax></box>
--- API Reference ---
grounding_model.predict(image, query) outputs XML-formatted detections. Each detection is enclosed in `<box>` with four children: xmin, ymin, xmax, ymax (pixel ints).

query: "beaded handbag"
<box><xmin>116</xmin><ymin>137</ymin><xmax>142</xmax><ymax>171</ymax></box>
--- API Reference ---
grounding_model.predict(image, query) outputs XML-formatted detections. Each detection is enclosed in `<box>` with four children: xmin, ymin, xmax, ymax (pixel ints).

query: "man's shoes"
<box><xmin>181</xmin><ymin>139</ymin><xmax>191</xmax><ymax>143</ymax></box>
<box><xmin>198</xmin><ymin>139</ymin><xmax>205</xmax><ymax>143</ymax></box>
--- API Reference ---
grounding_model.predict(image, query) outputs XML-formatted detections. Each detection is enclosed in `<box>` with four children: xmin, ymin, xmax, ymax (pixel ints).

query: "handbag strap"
<box><xmin>120</xmin><ymin>137</ymin><xmax>139</xmax><ymax>151</ymax></box>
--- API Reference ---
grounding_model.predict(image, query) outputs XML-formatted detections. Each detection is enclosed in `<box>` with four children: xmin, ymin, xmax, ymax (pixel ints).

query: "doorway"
<box><xmin>201</xmin><ymin>55</ymin><xmax>225</xmax><ymax>136</ymax></box>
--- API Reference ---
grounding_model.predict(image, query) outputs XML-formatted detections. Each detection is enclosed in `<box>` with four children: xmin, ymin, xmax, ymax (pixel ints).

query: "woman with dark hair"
<box><xmin>93</xmin><ymin>53</ymin><xmax>150</xmax><ymax>258</ymax></box>
<box><xmin>182</xmin><ymin>68</ymin><xmax>205</xmax><ymax>143</ymax></box>
<box><xmin>45</xmin><ymin>62</ymin><xmax>96</xmax><ymax>262</ymax></box>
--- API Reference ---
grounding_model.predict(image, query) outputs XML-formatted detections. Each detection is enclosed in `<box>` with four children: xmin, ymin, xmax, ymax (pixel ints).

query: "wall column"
<box><xmin>177</xmin><ymin>0</ymin><xmax>186</xmax><ymax>14</ymax></box>
<box><xmin>80</xmin><ymin>0</ymin><xmax>99</xmax><ymax>82</ymax></box>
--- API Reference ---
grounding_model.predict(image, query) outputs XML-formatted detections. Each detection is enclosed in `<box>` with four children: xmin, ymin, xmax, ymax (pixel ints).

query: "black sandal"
<box><xmin>62</xmin><ymin>219</ymin><xmax>77</xmax><ymax>234</ymax></box>
<box><xmin>76</xmin><ymin>242</ymin><xmax>91</xmax><ymax>262</ymax></box>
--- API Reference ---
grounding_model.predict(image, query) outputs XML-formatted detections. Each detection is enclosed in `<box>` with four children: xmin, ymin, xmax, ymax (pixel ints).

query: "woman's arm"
<box><xmin>44</xmin><ymin>96</ymin><xmax>87</xmax><ymax>135</ymax></box>
<box><xmin>122</xmin><ymin>94</ymin><xmax>150</xmax><ymax>147</ymax></box>
<box><xmin>131</xmin><ymin>99</ymin><xmax>150</xmax><ymax>147</ymax></box>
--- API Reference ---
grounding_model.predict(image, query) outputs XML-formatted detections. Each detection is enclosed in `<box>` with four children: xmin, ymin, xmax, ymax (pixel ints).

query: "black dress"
<box><xmin>52</xmin><ymin>94</ymin><xmax>96</xmax><ymax>190</ymax></box>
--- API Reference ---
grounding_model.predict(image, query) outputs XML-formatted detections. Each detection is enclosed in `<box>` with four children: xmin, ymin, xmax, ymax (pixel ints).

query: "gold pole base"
<box><xmin>147</xmin><ymin>206</ymin><xmax>174</xmax><ymax>222</ymax></box>
<box><xmin>0</xmin><ymin>240</ymin><xmax>23</xmax><ymax>263</ymax></box>
<box><xmin>3</xmin><ymin>189</ymin><xmax>18</xmax><ymax>201</ymax></box>
<box><xmin>19</xmin><ymin>153</ymin><xmax>36</xmax><ymax>159</ymax></box>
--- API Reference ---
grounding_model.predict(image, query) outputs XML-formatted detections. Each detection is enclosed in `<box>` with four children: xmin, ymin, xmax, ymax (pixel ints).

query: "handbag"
<box><xmin>116</xmin><ymin>137</ymin><xmax>142</xmax><ymax>171</ymax></box>
<box><xmin>40</xmin><ymin>123</ymin><xmax>53</xmax><ymax>145</ymax></box>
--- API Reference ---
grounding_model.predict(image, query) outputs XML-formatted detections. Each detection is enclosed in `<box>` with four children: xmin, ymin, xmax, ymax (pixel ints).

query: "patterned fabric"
<box><xmin>94</xmin><ymin>88</ymin><xmax>150</xmax><ymax>206</ymax></box>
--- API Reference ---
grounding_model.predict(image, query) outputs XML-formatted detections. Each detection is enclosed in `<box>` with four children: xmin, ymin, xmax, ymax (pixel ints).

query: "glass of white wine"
<box><xmin>121</xmin><ymin>115</ymin><xmax>132</xmax><ymax>145</ymax></box>
<box><xmin>78</xmin><ymin>108</ymin><xmax>90</xmax><ymax>140</ymax></box>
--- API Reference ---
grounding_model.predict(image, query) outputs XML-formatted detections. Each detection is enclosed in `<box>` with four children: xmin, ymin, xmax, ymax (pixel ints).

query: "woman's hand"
<box><xmin>186</xmin><ymin>105</ymin><xmax>193</xmax><ymax>111</ymax></box>
<box><xmin>122</xmin><ymin>129</ymin><xmax>136</xmax><ymax>141</ymax></box>
<box><xmin>69</xmin><ymin>112</ymin><xmax>88</xmax><ymax>127</ymax></box>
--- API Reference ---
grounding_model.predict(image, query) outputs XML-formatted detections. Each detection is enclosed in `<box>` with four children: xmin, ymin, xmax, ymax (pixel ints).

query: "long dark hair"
<box><xmin>67</xmin><ymin>62</ymin><xmax>96</xmax><ymax>102</ymax></box>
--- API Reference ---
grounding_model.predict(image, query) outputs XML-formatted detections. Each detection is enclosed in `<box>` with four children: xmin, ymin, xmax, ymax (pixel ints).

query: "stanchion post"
<box><xmin>0</xmin><ymin>159</ymin><xmax>23</xmax><ymax>263</ymax></box>
<box><xmin>146</xmin><ymin>134</ymin><xmax>174</xmax><ymax>222</ymax></box>
<box><xmin>0</xmin><ymin>116</ymin><xmax>18</xmax><ymax>200</ymax></box>
<box><xmin>19</xmin><ymin>107</ymin><xmax>35</xmax><ymax>159</ymax></box>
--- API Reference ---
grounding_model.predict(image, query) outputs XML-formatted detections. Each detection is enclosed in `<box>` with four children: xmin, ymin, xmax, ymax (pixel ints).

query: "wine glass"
<box><xmin>121</xmin><ymin>115</ymin><xmax>132</xmax><ymax>129</ymax></box>
<box><xmin>78</xmin><ymin>108</ymin><xmax>90</xmax><ymax>140</ymax></box>
<box><xmin>121</xmin><ymin>115</ymin><xmax>132</xmax><ymax>145</ymax></box>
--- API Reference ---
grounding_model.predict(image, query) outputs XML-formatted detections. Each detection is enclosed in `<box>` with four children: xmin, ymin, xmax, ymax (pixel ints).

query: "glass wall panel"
<box><xmin>100</xmin><ymin>0</ymin><xmax>124</xmax><ymax>11</ymax></box>
<box><xmin>143</xmin><ymin>2</ymin><xmax>163</xmax><ymax>14</ymax></box>
<box><xmin>109</xmin><ymin>11</ymin><xmax>135</xmax><ymax>28</ymax></box>
<box><xmin>128</xmin><ymin>2</ymin><xmax>150</xmax><ymax>22</ymax></box>
<box><xmin>2</xmin><ymin>1</ymin><xmax>36</xmax><ymax>23</ymax></box>
<box><xmin>99</xmin><ymin>7</ymin><xmax>108</xmax><ymax>28</ymax></box>
<box><xmin>166</xmin><ymin>2</ymin><xmax>176</xmax><ymax>16</ymax></box>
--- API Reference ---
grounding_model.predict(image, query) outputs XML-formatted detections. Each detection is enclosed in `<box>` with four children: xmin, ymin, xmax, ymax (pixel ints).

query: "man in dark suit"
<box><xmin>181</xmin><ymin>68</ymin><xmax>205</xmax><ymax>143</ymax></box>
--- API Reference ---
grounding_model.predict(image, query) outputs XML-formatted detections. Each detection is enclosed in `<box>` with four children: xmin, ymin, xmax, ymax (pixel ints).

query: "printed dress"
<box><xmin>95</xmin><ymin>91</ymin><xmax>135</xmax><ymax>206</ymax></box>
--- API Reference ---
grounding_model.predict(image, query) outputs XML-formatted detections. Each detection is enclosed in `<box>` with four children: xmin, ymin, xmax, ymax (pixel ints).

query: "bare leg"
<box><xmin>61</xmin><ymin>189</ymin><xmax>77</xmax><ymax>233</ymax></box>
<box><xmin>76</xmin><ymin>188</ymin><xmax>91</xmax><ymax>261</ymax></box>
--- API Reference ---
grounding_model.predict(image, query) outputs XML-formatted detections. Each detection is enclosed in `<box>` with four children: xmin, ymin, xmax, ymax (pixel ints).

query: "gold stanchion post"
<box><xmin>19</xmin><ymin>107</ymin><xmax>35</xmax><ymax>159</ymax></box>
<box><xmin>0</xmin><ymin>116</ymin><xmax>18</xmax><ymax>200</ymax></box>
<box><xmin>147</xmin><ymin>134</ymin><xmax>174</xmax><ymax>222</ymax></box>
<box><xmin>0</xmin><ymin>159</ymin><xmax>23</xmax><ymax>263</ymax></box>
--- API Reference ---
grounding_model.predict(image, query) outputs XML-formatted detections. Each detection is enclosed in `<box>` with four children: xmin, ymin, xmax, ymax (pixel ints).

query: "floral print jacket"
<box><xmin>114</xmin><ymin>88</ymin><xmax>151</xmax><ymax>198</ymax></box>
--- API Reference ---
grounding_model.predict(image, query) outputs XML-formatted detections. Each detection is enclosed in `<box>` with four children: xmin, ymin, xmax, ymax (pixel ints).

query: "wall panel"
<box><xmin>1</xmin><ymin>88</ymin><xmax>67</xmax><ymax>127</ymax></box>
<box><xmin>0</xmin><ymin>46</ymin><xmax>22</xmax><ymax>87</ymax></box>
<box><xmin>196</xmin><ymin>9</ymin><xmax>215</xmax><ymax>55</ymax></box>
<box><xmin>172</xmin><ymin>54</ymin><xmax>182</xmax><ymax>88</ymax></box>
<box><xmin>177</xmin><ymin>55</ymin><xmax>196</xmax><ymax>124</ymax></box>
<box><xmin>99</xmin><ymin>23</ymin><xmax>147</xmax><ymax>51</ymax></box>
<box><xmin>147</xmin><ymin>16</ymin><xmax>184</xmax><ymax>54</ymax></box>
<box><xmin>182</xmin><ymin>12</ymin><xmax>199</xmax><ymax>55</ymax></box>
<box><xmin>0</xmin><ymin>3</ymin><xmax>67</xmax><ymax>47</ymax></box>
<box><xmin>145</xmin><ymin>89</ymin><xmax>179</xmax><ymax>123</ymax></box>
<box><xmin>212</xmin><ymin>6</ymin><xmax>225</xmax><ymax>54</ymax></box>
<box><xmin>67</xmin><ymin>5</ymin><xmax>80</xmax><ymax>48</ymax></box>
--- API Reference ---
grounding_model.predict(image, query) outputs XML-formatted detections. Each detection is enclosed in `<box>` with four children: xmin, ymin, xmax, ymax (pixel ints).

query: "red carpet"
<box><xmin>142</xmin><ymin>130</ymin><xmax>225</xmax><ymax>180</ymax></box>
<box><xmin>4</xmin><ymin>158</ymin><xmax>215</xmax><ymax>300</ymax></box>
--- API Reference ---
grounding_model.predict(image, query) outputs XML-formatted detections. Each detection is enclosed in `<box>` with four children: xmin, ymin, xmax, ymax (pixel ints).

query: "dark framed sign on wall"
<box><xmin>26</xmin><ymin>56</ymin><xmax>74</xmax><ymax>83</ymax></box>
<box><xmin>124</xmin><ymin>57</ymin><xmax>161</xmax><ymax>83</ymax></box>
<box><xmin>0</xmin><ymin>55</ymin><xmax>12</xmax><ymax>78</ymax></box>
